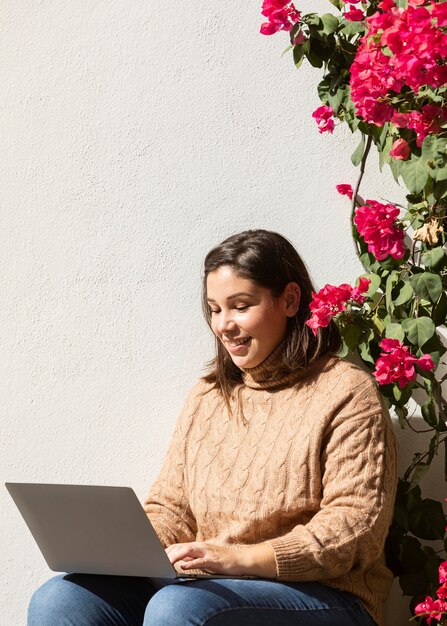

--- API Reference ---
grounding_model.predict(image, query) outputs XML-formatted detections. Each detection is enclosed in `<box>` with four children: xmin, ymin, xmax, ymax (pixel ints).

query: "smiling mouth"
<box><xmin>225</xmin><ymin>337</ymin><xmax>251</xmax><ymax>347</ymax></box>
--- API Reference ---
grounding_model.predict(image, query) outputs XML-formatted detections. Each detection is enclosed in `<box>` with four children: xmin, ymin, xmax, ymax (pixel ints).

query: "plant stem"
<box><xmin>351</xmin><ymin>134</ymin><xmax>373</xmax><ymax>261</ymax></box>
<box><xmin>403</xmin><ymin>433</ymin><xmax>447</xmax><ymax>481</ymax></box>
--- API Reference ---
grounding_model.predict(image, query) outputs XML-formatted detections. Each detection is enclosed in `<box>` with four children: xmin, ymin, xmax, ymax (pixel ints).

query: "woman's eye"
<box><xmin>210</xmin><ymin>309</ymin><xmax>220</xmax><ymax>315</ymax></box>
<box><xmin>235</xmin><ymin>305</ymin><xmax>248</xmax><ymax>311</ymax></box>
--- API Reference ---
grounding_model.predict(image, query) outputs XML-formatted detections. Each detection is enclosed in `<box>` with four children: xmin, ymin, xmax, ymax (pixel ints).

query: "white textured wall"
<box><xmin>1</xmin><ymin>2</ymin><xmax>441</xmax><ymax>624</ymax></box>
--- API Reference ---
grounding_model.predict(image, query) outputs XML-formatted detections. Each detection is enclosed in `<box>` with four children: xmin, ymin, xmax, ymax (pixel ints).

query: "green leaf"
<box><xmin>293</xmin><ymin>44</ymin><xmax>305</xmax><ymax>68</ymax></box>
<box><xmin>399</xmin><ymin>569</ymin><xmax>429</xmax><ymax>596</ymax></box>
<box><xmin>431</xmin><ymin>165</ymin><xmax>447</xmax><ymax>182</ymax></box>
<box><xmin>307</xmin><ymin>36</ymin><xmax>332</xmax><ymax>66</ymax></box>
<box><xmin>321</xmin><ymin>13</ymin><xmax>339</xmax><ymax>35</ymax></box>
<box><xmin>394</xmin><ymin>405</ymin><xmax>408</xmax><ymax>428</ymax></box>
<box><xmin>385</xmin><ymin>271</ymin><xmax>400</xmax><ymax>314</ymax></box>
<box><xmin>380</xmin><ymin>134</ymin><xmax>394</xmax><ymax>171</ymax></box>
<box><xmin>399</xmin><ymin>535</ymin><xmax>427</xmax><ymax>571</ymax></box>
<box><xmin>359</xmin><ymin>251</ymin><xmax>380</xmax><ymax>273</ymax></box>
<box><xmin>328</xmin><ymin>0</ymin><xmax>343</xmax><ymax>9</ymax></box>
<box><xmin>317</xmin><ymin>80</ymin><xmax>348</xmax><ymax>116</ymax></box>
<box><xmin>392</xmin><ymin>383</ymin><xmax>413</xmax><ymax>408</ymax></box>
<box><xmin>422</xmin><ymin>135</ymin><xmax>447</xmax><ymax>181</ymax></box>
<box><xmin>351</xmin><ymin>134</ymin><xmax>365</xmax><ymax>167</ymax></box>
<box><xmin>340</xmin><ymin>20</ymin><xmax>365</xmax><ymax>36</ymax></box>
<box><xmin>395</xmin><ymin>480</ymin><xmax>421</xmax><ymax>516</ymax></box>
<box><xmin>290</xmin><ymin>21</ymin><xmax>302</xmax><ymax>41</ymax></box>
<box><xmin>402</xmin><ymin>317</ymin><xmax>436</xmax><ymax>348</ymax></box>
<box><xmin>393</xmin><ymin>384</ymin><xmax>402</xmax><ymax>403</ymax></box>
<box><xmin>379</xmin><ymin>255</ymin><xmax>404</xmax><ymax>272</ymax></box>
<box><xmin>409</xmin><ymin>272</ymin><xmax>443</xmax><ymax>303</ymax></box>
<box><xmin>341</xmin><ymin>323</ymin><xmax>362</xmax><ymax>352</ymax></box>
<box><xmin>433</xmin><ymin>179</ymin><xmax>447</xmax><ymax>200</ymax></box>
<box><xmin>421</xmin><ymin>247</ymin><xmax>446</xmax><ymax>271</ymax></box>
<box><xmin>400</xmin><ymin>156</ymin><xmax>429</xmax><ymax>193</ymax></box>
<box><xmin>422</xmin><ymin>548</ymin><xmax>444</xmax><ymax>592</ymax></box>
<box><xmin>385</xmin><ymin>322</ymin><xmax>405</xmax><ymax>342</ymax></box>
<box><xmin>433</xmin><ymin>138</ymin><xmax>447</xmax><ymax>155</ymax></box>
<box><xmin>409</xmin><ymin>462</ymin><xmax>430</xmax><ymax>490</ymax></box>
<box><xmin>421</xmin><ymin>399</ymin><xmax>437</xmax><ymax>427</ymax></box>
<box><xmin>388</xmin><ymin>156</ymin><xmax>402</xmax><ymax>183</ymax></box>
<box><xmin>358</xmin><ymin>340</ymin><xmax>375</xmax><ymax>364</ymax></box>
<box><xmin>418</xmin><ymin>334</ymin><xmax>446</xmax><ymax>367</ymax></box>
<box><xmin>342</xmin><ymin>89</ymin><xmax>360</xmax><ymax>132</ymax></box>
<box><xmin>433</xmin><ymin>291</ymin><xmax>447</xmax><ymax>326</ymax></box>
<box><xmin>372</xmin><ymin>313</ymin><xmax>386</xmax><ymax>335</ymax></box>
<box><xmin>421</xmin><ymin>135</ymin><xmax>438</xmax><ymax>162</ymax></box>
<box><xmin>305</xmin><ymin>14</ymin><xmax>323</xmax><ymax>29</ymax></box>
<box><xmin>337</xmin><ymin>341</ymin><xmax>349</xmax><ymax>358</ymax></box>
<box><xmin>307</xmin><ymin>47</ymin><xmax>324</xmax><ymax>68</ymax></box>
<box><xmin>329</xmin><ymin>87</ymin><xmax>348</xmax><ymax>116</ymax></box>
<box><xmin>393</xmin><ymin>281</ymin><xmax>414</xmax><ymax>307</ymax></box>
<box><xmin>410</xmin><ymin>498</ymin><xmax>446</xmax><ymax>540</ymax></box>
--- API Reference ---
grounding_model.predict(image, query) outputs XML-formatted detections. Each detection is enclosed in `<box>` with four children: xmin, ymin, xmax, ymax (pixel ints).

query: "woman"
<box><xmin>28</xmin><ymin>230</ymin><xmax>397</xmax><ymax>626</ymax></box>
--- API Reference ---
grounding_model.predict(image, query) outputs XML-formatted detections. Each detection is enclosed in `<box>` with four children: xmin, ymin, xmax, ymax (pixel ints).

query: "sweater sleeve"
<box><xmin>143</xmin><ymin>382</ymin><xmax>203</xmax><ymax>548</ymax></box>
<box><xmin>267</xmin><ymin>373</ymin><xmax>398</xmax><ymax>581</ymax></box>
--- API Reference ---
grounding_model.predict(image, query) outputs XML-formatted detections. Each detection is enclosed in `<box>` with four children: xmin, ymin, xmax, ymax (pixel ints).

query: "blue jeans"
<box><xmin>28</xmin><ymin>574</ymin><xmax>377</xmax><ymax>625</ymax></box>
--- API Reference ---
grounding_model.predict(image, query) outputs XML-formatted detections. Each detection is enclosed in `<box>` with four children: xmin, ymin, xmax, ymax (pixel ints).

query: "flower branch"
<box><xmin>260</xmin><ymin>0</ymin><xmax>447</xmax><ymax>613</ymax></box>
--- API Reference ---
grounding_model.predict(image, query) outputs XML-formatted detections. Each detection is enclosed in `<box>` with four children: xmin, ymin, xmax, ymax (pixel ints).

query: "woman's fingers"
<box><xmin>165</xmin><ymin>542</ymin><xmax>275</xmax><ymax>577</ymax></box>
<box><xmin>165</xmin><ymin>542</ymin><xmax>242</xmax><ymax>574</ymax></box>
<box><xmin>166</xmin><ymin>542</ymin><xmax>205</xmax><ymax>565</ymax></box>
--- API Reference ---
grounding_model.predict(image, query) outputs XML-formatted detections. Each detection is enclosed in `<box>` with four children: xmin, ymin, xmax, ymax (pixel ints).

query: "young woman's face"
<box><xmin>206</xmin><ymin>266</ymin><xmax>299</xmax><ymax>370</ymax></box>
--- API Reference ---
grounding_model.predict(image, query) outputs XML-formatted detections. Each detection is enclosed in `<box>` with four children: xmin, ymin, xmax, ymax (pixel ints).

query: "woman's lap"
<box><xmin>28</xmin><ymin>574</ymin><xmax>376</xmax><ymax>626</ymax></box>
<box><xmin>28</xmin><ymin>574</ymin><xmax>156</xmax><ymax>626</ymax></box>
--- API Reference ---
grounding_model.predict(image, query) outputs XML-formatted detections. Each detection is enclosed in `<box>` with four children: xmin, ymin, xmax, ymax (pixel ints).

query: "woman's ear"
<box><xmin>284</xmin><ymin>282</ymin><xmax>301</xmax><ymax>317</ymax></box>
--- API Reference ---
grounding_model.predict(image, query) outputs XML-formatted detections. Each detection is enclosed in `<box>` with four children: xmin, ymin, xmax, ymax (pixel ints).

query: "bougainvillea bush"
<box><xmin>414</xmin><ymin>559</ymin><xmax>447</xmax><ymax>624</ymax></box>
<box><xmin>261</xmin><ymin>0</ymin><xmax>447</xmax><ymax>618</ymax></box>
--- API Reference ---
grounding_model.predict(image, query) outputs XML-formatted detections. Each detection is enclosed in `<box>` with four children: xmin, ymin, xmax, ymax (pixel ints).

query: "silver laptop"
<box><xmin>6</xmin><ymin>482</ymin><xmax>218</xmax><ymax>579</ymax></box>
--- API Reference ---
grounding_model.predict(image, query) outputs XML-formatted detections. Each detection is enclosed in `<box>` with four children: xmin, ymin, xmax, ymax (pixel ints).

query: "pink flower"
<box><xmin>372</xmin><ymin>339</ymin><xmax>435</xmax><ymax>388</ymax></box>
<box><xmin>260</xmin><ymin>21</ymin><xmax>281</xmax><ymax>35</ymax></box>
<box><xmin>418</xmin><ymin>355</ymin><xmax>437</xmax><ymax>371</ymax></box>
<box><xmin>414</xmin><ymin>596</ymin><xmax>447</xmax><ymax>625</ymax></box>
<box><xmin>390</xmin><ymin>138</ymin><xmax>411</xmax><ymax>160</ymax></box>
<box><xmin>260</xmin><ymin>0</ymin><xmax>300</xmax><ymax>35</ymax></box>
<box><xmin>312</xmin><ymin>105</ymin><xmax>335</xmax><ymax>134</ymax></box>
<box><xmin>408</xmin><ymin>105</ymin><xmax>447</xmax><ymax>147</ymax></box>
<box><xmin>433</xmin><ymin>2</ymin><xmax>447</xmax><ymax>27</ymax></box>
<box><xmin>344</xmin><ymin>5</ymin><xmax>365</xmax><ymax>21</ymax></box>
<box><xmin>354</xmin><ymin>200</ymin><xmax>405</xmax><ymax>260</ymax></box>
<box><xmin>439</xmin><ymin>562</ymin><xmax>447</xmax><ymax>584</ymax></box>
<box><xmin>437</xmin><ymin>583</ymin><xmax>447</xmax><ymax>600</ymax></box>
<box><xmin>378</xmin><ymin>0</ymin><xmax>395</xmax><ymax>9</ymax></box>
<box><xmin>350</xmin><ymin>2</ymin><xmax>447</xmax><ymax>131</ymax></box>
<box><xmin>391</xmin><ymin>112</ymin><xmax>409</xmax><ymax>128</ymax></box>
<box><xmin>261</xmin><ymin>0</ymin><xmax>290</xmax><ymax>18</ymax></box>
<box><xmin>351</xmin><ymin>277</ymin><xmax>371</xmax><ymax>302</ymax></box>
<box><xmin>336</xmin><ymin>184</ymin><xmax>354</xmax><ymax>200</ymax></box>
<box><xmin>305</xmin><ymin>279</ymin><xmax>370</xmax><ymax>335</ymax></box>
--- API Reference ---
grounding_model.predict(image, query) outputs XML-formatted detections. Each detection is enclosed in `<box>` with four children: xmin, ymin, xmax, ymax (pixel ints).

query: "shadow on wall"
<box><xmin>385</xmin><ymin>418</ymin><xmax>445</xmax><ymax>625</ymax></box>
<box><xmin>386</xmin><ymin>578</ymin><xmax>412</xmax><ymax>626</ymax></box>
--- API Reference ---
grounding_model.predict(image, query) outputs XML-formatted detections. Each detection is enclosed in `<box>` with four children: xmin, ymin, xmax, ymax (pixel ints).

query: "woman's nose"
<box><xmin>217</xmin><ymin>311</ymin><xmax>236</xmax><ymax>334</ymax></box>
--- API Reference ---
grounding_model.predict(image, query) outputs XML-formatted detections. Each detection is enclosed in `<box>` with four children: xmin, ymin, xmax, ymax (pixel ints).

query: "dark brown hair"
<box><xmin>202</xmin><ymin>230</ymin><xmax>341</xmax><ymax>405</ymax></box>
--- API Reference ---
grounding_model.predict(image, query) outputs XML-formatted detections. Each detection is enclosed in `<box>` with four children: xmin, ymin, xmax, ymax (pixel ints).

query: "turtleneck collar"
<box><xmin>240</xmin><ymin>341</ymin><xmax>298</xmax><ymax>390</ymax></box>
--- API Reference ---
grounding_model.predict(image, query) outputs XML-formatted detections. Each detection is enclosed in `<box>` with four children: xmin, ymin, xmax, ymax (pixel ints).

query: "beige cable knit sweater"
<box><xmin>144</xmin><ymin>352</ymin><xmax>398</xmax><ymax>626</ymax></box>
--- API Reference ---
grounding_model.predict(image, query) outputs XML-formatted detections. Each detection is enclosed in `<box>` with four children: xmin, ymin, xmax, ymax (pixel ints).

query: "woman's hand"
<box><xmin>166</xmin><ymin>541</ymin><xmax>277</xmax><ymax>578</ymax></box>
